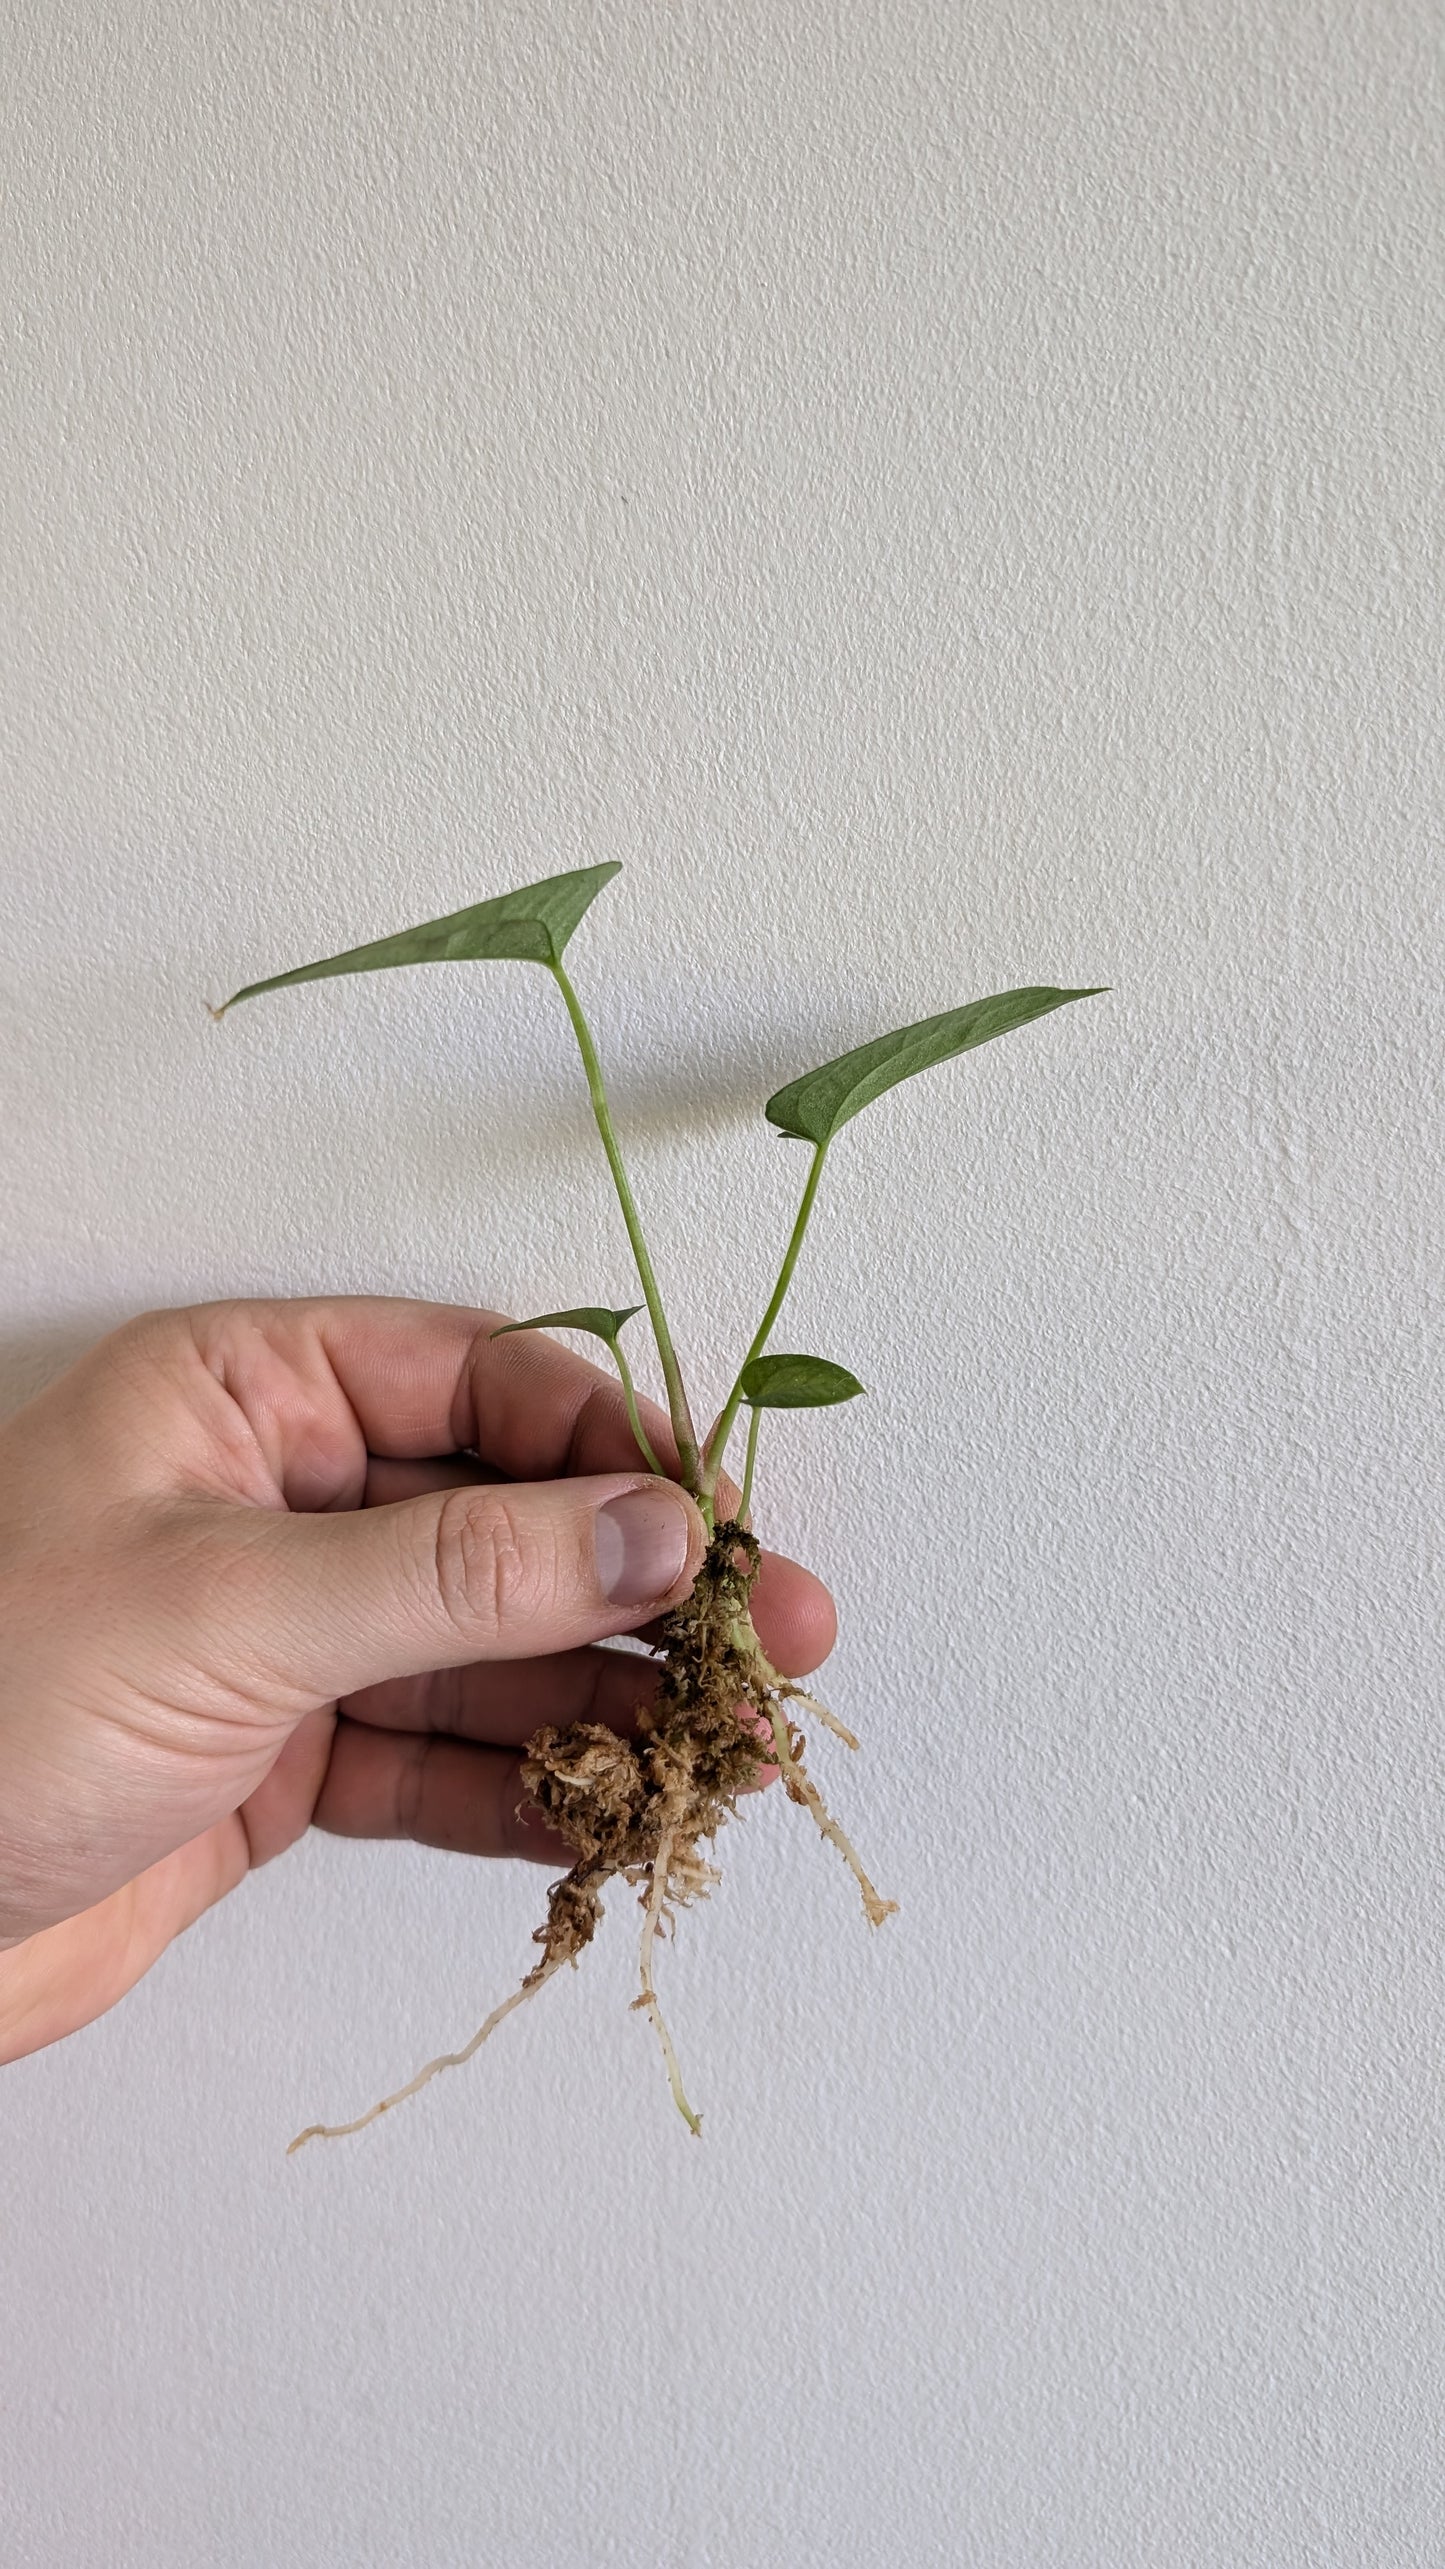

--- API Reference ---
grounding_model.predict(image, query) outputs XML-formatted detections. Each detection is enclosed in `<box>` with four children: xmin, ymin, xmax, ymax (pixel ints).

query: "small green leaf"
<box><xmin>739</xmin><ymin>1353</ymin><xmax>865</xmax><ymax>1408</ymax></box>
<box><xmin>213</xmin><ymin>863</ymin><xmax>621</xmax><ymax>1015</ymax></box>
<box><xmin>491</xmin><ymin>1304</ymin><xmax>643</xmax><ymax>1351</ymax></box>
<box><xmin>764</xmin><ymin>985</ymin><xmax>1106</xmax><ymax>1147</ymax></box>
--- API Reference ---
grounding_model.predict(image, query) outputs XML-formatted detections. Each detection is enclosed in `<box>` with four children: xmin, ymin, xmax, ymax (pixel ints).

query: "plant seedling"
<box><xmin>213</xmin><ymin>864</ymin><xmax>1102</xmax><ymax>2143</ymax></box>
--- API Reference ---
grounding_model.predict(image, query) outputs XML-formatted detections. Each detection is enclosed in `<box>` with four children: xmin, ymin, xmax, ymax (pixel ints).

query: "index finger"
<box><xmin>175</xmin><ymin>1294</ymin><xmax>695</xmax><ymax>1497</ymax></box>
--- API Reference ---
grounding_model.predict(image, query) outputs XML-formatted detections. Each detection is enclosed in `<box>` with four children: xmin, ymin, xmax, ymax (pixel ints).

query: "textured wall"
<box><xmin>3</xmin><ymin>5</ymin><xmax>1443</xmax><ymax>2563</ymax></box>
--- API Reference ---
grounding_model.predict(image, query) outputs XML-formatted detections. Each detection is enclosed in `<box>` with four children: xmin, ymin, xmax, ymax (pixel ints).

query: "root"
<box><xmin>286</xmin><ymin>1954</ymin><xmax>566</xmax><ymax>2154</ymax></box>
<box><xmin>286</xmin><ymin>1520</ymin><xmax>895</xmax><ymax>2151</ymax></box>
<box><xmin>630</xmin><ymin>1826</ymin><xmax>702</xmax><ymax>2135</ymax></box>
<box><xmin>764</xmin><ymin>1702</ymin><xmax>899</xmax><ymax>1929</ymax></box>
<box><xmin>784</xmin><ymin>1688</ymin><xmax>860</xmax><ymax>1752</ymax></box>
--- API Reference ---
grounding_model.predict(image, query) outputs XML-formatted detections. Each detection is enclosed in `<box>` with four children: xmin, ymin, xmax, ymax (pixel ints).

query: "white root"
<box><xmin>732</xmin><ymin>1622</ymin><xmax>894</xmax><ymax>1924</ymax></box>
<box><xmin>630</xmin><ymin>1827</ymin><xmax>703</xmax><ymax>2136</ymax></box>
<box><xmin>287</xmin><ymin>1956</ymin><xmax>565</xmax><ymax>2155</ymax></box>
<box><xmin>784</xmin><ymin>1687</ymin><xmax>860</xmax><ymax>1751</ymax></box>
<box><xmin>765</xmin><ymin>1704</ymin><xmax>898</xmax><ymax>1929</ymax></box>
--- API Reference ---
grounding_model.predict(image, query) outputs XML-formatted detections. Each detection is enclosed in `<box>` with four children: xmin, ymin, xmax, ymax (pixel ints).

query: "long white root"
<box><xmin>765</xmin><ymin>1704</ymin><xmax>898</xmax><ymax>1929</ymax></box>
<box><xmin>630</xmin><ymin>1827</ymin><xmax>703</xmax><ymax>2136</ymax></box>
<box><xmin>732</xmin><ymin>1621</ymin><xmax>894</xmax><ymax>1926</ymax></box>
<box><xmin>287</xmin><ymin>1956</ymin><xmax>565</xmax><ymax>2155</ymax></box>
<box><xmin>785</xmin><ymin>1687</ymin><xmax>860</xmax><ymax>1751</ymax></box>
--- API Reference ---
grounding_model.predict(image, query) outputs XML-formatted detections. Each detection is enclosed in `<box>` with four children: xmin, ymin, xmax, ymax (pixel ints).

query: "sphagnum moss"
<box><xmin>213</xmin><ymin>864</ymin><xmax>1102</xmax><ymax>2141</ymax></box>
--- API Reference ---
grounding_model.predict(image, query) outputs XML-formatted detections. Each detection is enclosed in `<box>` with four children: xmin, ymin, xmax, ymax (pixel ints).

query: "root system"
<box><xmin>288</xmin><ymin>1524</ymin><xmax>895</xmax><ymax>2150</ymax></box>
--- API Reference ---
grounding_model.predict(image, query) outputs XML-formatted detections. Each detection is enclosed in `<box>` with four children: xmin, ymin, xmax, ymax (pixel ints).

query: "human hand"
<box><xmin>0</xmin><ymin>1298</ymin><xmax>835</xmax><ymax>2064</ymax></box>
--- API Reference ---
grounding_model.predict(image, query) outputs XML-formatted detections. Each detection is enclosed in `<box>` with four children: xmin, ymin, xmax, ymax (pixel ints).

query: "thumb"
<box><xmin>212</xmin><ymin>1473</ymin><xmax>706</xmax><ymax>1704</ymax></box>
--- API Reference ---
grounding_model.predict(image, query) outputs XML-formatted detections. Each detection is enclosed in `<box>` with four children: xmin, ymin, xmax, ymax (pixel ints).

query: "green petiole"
<box><xmin>610</xmin><ymin>1335</ymin><xmax>664</xmax><ymax>1477</ymax></box>
<box><xmin>547</xmin><ymin>959</ymin><xmax>701</xmax><ymax>1491</ymax></box>
<box><xmin>702</xmin><ymin>1138</ymin><xmax>830</xmax><ymax>1498</ymax></box>
<box><xmin>739</xmin><ymin>1404</ymin><xmax>761</xmax><ymax>1526</ymax></box>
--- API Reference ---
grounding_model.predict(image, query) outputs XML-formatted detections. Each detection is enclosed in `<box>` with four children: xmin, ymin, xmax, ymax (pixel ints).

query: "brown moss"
<box><xmin>518</xmin><ymin>1521</ymin><xmax>772</xmax><ymax>1972</ymax></box>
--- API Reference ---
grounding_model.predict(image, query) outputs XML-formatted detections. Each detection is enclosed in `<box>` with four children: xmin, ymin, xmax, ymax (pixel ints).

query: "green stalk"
<box><xmin>702</xmin><ymin>1139</ymin><xmax>830</xmax><ymax>1497</ymax></box>
<box><xmin>738</xmin><ymin>1404</ymin><xmax>761</xmax><ymax>1526</ymax></box>
<box><xmin>612</xmin><ymin>1339</ymin><xmax>664</xmax><ymax>1477</ymax></box>
<box><xmin>548</xmin><ymin>960</ymin><xmax>701</xmax><ymax>1487</ymax></box>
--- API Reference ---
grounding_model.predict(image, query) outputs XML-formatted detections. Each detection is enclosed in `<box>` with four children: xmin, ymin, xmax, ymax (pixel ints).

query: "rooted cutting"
<box><xmin>214</xmin><ymin>864</ymin><xmax>1100</xmax><ymax>2141</ymax></box>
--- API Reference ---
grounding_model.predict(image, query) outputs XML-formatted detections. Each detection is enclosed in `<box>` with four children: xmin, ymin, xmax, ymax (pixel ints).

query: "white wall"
<box><xmin>3</xmin><ymin>5</ymin><xmax>1442</xmax><ymax>2562</ymax></box>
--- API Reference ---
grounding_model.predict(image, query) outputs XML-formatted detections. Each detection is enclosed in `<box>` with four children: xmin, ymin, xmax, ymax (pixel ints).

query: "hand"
<box><xmin>0</xmin><ymin>1297</ymin><xmax>835</xmax><ymax>2064</ymax></box>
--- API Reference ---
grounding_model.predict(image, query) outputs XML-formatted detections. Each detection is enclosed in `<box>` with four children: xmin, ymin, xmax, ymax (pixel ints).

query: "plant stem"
<box><xmin>701</xmin><ymin>1139</ymin><xmax>830</xmax><ymax>1495</ymax></box>
<box><xmin>739</xmin><ymin>1404</ymin><xmax>761</xmax><ymax>1525</ymax></box>
<box><xmin>611</xmin><ymin>1339</ymin><xmax>664</xmax><ymax>1476</ymax></box>
<box><xmin>548</xmin><ymin>961</ymin><xmax>701</xmax><ymax>1486</ymax></box>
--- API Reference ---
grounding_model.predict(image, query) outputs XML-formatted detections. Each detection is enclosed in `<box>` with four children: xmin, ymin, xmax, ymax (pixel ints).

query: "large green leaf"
<box><xmin>491</xmin><ymin>1304</ymin><xmax>642</xmax><ymax>1351</ymax></box>
<box><xmin>764</xmin><ymin>985</ymin><xmax>1105</xmax><ymax>1147</ymax></box>
<box><xmin>739</xmin><ymin>1353</ymin><xmax>865</xmax><ymax>1408</ymax></box>
<box><xmin>213</xmin><ymin>862</ymin><xmax>621</xmax><ymax>1015</ymax></box>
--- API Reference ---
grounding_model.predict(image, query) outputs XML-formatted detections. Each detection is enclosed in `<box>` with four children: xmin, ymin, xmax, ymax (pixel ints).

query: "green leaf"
<box><xmin>491</xmin><ymin>1304</ymin><xmax>643</xmax><ymax>1351</ymax></box>
<box><xmin>739</xmin><ymin>1353</ymin><xmax>865</xmax><ymax>1408</ymax></box>
<box><xmin>213</xmin><ymin>862</ymin><xmax>621</xmax><ymax>1015</ymax></box>
<box><xmin>764</xmin><ymin>985</ymin><xmax>1106</xmax><ymax>1147</ymax></box>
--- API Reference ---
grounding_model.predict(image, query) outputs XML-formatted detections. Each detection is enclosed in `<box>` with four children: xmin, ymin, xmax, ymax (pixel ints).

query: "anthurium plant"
<box><xmin>215</xmin><ymin>865</ymin><xmax>1101</xmax><ymax>2140</ymax></box>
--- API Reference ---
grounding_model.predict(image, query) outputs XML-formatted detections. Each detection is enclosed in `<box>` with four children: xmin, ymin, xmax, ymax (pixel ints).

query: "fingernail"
<box><xmin>595</xmin><ymin>1486</ymin><xmax>694</xmax><ymax>1606</ymax></box>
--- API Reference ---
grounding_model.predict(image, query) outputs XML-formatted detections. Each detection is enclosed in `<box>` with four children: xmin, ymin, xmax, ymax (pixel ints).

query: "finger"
<box><xmin>164</xmin><ymin>1296</ymin><xmax>694</xmax><ymax>1508</ymax></box>
<box><xmin>360</xmin><ymin>1453</ymin><xmax>502</xmax><ymax>1507</ymax></box>
<box><xmin>341</xmin><ymin>1639</ymin><xmax>661</xmax><ymax>1742</ymax></box>
<box><xmin>313</xmin><ymin>1725</ymin><xmax>573</xmax><ymax>1866</ymax></box>
<box><xmin>188</xmin><ymin>1471</ymin><xmax>707</xmax><ymax>1706</ymax></box>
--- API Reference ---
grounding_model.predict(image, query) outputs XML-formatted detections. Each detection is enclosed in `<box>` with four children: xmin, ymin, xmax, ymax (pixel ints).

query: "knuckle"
<box><xmin>430</xmin><ymin>1486</ymin><xmax>554</xmax><ymax>1645</ymax></box>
